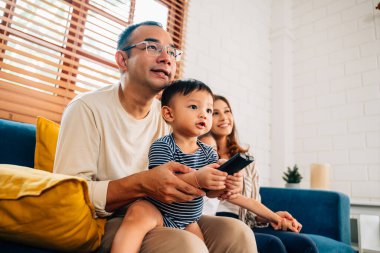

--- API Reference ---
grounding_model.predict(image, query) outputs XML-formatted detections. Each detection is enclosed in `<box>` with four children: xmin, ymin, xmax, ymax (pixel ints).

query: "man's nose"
<box><xmin>157</xmin><ymin>47</ymin><xmax>172</xmax><ymax>65</ymax></box>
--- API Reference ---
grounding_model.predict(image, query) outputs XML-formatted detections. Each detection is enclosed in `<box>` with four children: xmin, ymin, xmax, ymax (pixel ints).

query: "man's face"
<box><xmin>123</xmin><ymin>25</ymin><xmax>177</xmax><ymax>92</ymax></box>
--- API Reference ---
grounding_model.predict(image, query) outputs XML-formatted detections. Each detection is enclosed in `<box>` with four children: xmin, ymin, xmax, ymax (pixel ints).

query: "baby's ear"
<box><xmin>161</xmin><ymin>106</ymin><xmax>174</xmax><ymax>122</ymax></box>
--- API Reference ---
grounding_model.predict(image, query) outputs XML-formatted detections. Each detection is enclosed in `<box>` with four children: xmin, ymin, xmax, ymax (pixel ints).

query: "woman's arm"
<box><xmin>228</xmin><ymin>195</ymin><xmax>281</xmax><ymax>224</ymax></box>
<box><xmin>232</xmin><ymin>160</ymin><xmax>301</xmax><ymax>232</ymax></box>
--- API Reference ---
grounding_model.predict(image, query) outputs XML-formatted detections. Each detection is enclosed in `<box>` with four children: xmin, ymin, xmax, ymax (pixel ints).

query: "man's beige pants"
<box><xmin>97</xmin><ymin>215</ymin><xmax>257</xmax><ymax>253</ymax></box>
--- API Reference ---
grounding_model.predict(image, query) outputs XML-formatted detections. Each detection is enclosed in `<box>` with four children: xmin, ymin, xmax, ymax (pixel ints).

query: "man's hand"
<box><xmin>141</xmin><ymin>161</ymin><xmax>205</xmax><ymax>203</ymax></box>
<box><xmin>195</xmin><ymin>163</ymin><xmax>227</xmax><ymax>190</ymax></box>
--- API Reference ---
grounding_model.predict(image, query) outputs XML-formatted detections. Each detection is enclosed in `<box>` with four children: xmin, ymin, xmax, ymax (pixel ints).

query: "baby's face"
<box><xmin>169</xmin><ymin>90</ymin><xmax>214</xmax><ymax>137</ymax></box>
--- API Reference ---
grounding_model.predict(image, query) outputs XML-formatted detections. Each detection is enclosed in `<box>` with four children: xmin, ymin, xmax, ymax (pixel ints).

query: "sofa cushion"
<box><xmin>0</xmin><ymin>240</ymin><xmax>58</xmax><ymax>253</ymax></box>
<box><xmin>308</xmin><ymin>234</ymin><xmax>355</xmax><ymax>253</ymax></box>
<box><xmin>34</xmin><ymin>117</ymin><xmax>60</xmax><ymax>172</ymax></box>
<box><xmin>0</xmin><ymin>164</ymin><xmax>105</xmax><ymax>252</ymax></box>
<box><xmin>0</xmin><ymin>119</ymin><xmax>36</xmax><ymax>167</ymax></box>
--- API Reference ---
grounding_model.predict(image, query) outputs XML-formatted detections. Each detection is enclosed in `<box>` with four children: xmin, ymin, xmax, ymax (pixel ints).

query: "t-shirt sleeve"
<box><xmin>148</xmin><ymin>140</ymin><xmax>174</xmax><ymax>169</ymax></box>
<box><xmin>54</xmin><ymin>99</ymin><xmax>111</xmax><ymax>218</ymax></box>
<box><xmin>210</xmin><ymin>149</ymin><xmax>219</xmax><ymax>163</ymax></box>
<box><xmin>203</xmin><ymin>145</ymin><xmax>218</xmax><ymax>164</ymax></box>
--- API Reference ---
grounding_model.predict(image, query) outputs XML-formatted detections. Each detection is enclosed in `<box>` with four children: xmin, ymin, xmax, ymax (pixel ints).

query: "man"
<box><xmin>54</xmin><ymin>21</ymin><xmax>256</xmax><ymax>253</ymax></box>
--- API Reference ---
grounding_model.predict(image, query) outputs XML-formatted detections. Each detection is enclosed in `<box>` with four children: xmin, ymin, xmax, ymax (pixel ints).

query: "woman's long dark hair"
<box><xmin>212</xmin><ymin>95</ymin><xmax>248</xmax><ymax>157</ymax></box>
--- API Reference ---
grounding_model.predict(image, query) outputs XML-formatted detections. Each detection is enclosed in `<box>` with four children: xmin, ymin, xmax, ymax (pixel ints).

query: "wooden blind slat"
<box><xmin>2</xmin><ymin>1</ymin><xmax>120</xmax><ymax>53</ymax></box>
<box><xmin>0</xmin><ymin>69</ymin><xmax>77</xmax><ymax>97</ymax></box>
<box><xmin>0</xmin><ymin>99</ymin><xmax>62</xmax><ymax>123</ymax></box>
<box><xmin>0</xmin><ymin>38</ymin><xmax>117</xmax><ymax>84</ymax></box>
<box><xmin>0</xmin><ymin>61</ymin><xmax>87</xmax><ymax>92</ymax></box>
<box><xmin>0</xmin><ymin>87</ymin><xmax>65</xmax><ymax>115</ymax></box>
<box><xmin>14</xmin><ymin>0</ymin><xmax>123</xmax><ymax>48</ymax></box>
<box><xmin>71</xmin><ymin>0</ymin><xmax>129</xmax><ymax>27</ymax></box>
<box><xmin>0</xmin><ymin>24</ymin><xmax>118</xmax><ymax>69</ymax></box>
<box><xmin>1</xmin><ymin>43</ymin><xmax>116</xmax><ymax>86</ymax></box>
<box><xmin>1</xmin><ymin>80</ymin><xmax>69</xmax><ymax>106</ymax></box>
<box><xmin>0</xmin><ymin>33</ymin><xmax>118</xmax><ymax>83</ymax></box>
<box><xmin>1</xmin><ymin>14</ymin><xmax>115</xmax><ymax>61</ymax></box>
<box><xmin>0</xmin><ymin>110</ymin><xmax>37</xmax><ymax>124</ymax></box>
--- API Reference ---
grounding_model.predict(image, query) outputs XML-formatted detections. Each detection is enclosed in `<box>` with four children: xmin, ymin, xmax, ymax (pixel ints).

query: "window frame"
<box><xmin>0</xmin><ymin>0</ymin><xmax>188</xmax><ymax>123</ymax></box>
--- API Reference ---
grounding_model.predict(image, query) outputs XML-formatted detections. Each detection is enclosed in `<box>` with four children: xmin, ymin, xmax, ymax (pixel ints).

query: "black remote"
<box><xmin>218</xmin><ymin>153</ymin><xmax>254</xmax><ymax>175</ymax></box>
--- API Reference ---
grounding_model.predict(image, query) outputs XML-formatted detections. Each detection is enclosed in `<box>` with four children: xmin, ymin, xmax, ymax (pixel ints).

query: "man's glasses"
<box><xmin>122</xmin><ymin>41</ymin><xmax>183</xmax><ymax>61</ymax></box>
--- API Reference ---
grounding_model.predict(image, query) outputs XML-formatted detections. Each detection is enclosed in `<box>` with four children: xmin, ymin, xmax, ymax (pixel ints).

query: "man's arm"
<box><xmin>54</xmin><ymin>99</ymin><xmax>112</xmax><ymax>216</ymax></box>
<box><xmin>106</xmin><ymin>162</ymin><xmax>205</xmax><ymax>211</ymax></box>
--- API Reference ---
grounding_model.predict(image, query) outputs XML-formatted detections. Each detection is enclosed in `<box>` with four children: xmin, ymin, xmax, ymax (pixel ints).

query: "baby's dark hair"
<box><xmin>161</xmin><ymin>79</ymin><xmax>213</xmax><ymax>107</ymax></box>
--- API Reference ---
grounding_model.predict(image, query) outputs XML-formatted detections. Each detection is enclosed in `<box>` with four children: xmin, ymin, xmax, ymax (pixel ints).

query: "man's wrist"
<box><xmin>106</xmin><ymin>172</ymin><xmax>146</xmax><ymax>212</ymax></box>
<box><xmin>134</xmin><ymin>170</ymin><xmax>150</xmax><ymax>198</ymax></box>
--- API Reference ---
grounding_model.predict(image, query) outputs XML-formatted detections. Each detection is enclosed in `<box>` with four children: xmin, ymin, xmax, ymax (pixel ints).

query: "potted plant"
<box><xmin>283</xmin><ymin>164</ymin><xmax>303</xmax><ymax>188</ymax></box>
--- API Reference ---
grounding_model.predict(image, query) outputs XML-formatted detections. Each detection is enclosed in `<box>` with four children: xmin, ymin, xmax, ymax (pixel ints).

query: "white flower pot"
<box><xmin>285</xmin><ymin>183</ymin><xmax>300</xmax><ymax>188</ymax></box>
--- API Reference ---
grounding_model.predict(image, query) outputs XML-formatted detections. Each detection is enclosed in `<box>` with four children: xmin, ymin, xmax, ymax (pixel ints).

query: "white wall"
<box><xmin>292</xmin><ymin>0</ymin><xmax>380</xmax><ymax>203</ymax></box>
<box><xmin>184</xmin><ymin>0</ymin><xmax>273</xmax><ymax>184</ymax></box>
<box><xmin>185</xmin><ymin>0</ymin><xmax>380</xmax><ymax>203</ymax></box>
<box><xmin>270</xmin><ymin>0</ymin><xmax>295</xmax><ymax>186</ymax></box>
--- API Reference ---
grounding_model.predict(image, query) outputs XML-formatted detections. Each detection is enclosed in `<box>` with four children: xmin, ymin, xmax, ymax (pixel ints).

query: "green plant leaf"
<box><xmin>282</xmin><ymin>164</ymin><xmax>303</xmax><ymax>183</ymax></box>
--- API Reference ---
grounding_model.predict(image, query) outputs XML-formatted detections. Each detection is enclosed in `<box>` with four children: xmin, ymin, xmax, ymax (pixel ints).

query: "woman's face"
<box><xmin>211</xmin><ymin>99</ymin><xmax>234</xmax><ymax>138</ymax></box>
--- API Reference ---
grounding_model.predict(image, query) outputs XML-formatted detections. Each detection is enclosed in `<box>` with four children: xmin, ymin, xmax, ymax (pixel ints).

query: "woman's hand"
<box><xmin>271</xmin><ymin>211</ymin><xmax>302</xmax><ymax>232</ymax></box>
<box><xmin>218</xmin><ymin>171</ymin><xmax>243</xmax><ymax>200</ymax></box>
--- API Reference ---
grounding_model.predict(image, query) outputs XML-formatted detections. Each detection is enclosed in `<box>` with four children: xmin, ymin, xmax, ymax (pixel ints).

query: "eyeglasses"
<box><xmin>122</xmin><ymin>41</ymin><xmax>183</xmax><ymax>61</ymax></box>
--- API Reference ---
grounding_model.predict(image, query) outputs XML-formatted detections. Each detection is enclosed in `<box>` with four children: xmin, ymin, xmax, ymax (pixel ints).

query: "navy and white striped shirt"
<box><xmin>148</xmin><ymin>133</ymin><xmax>218</xmax><ymax>229</ymax></box>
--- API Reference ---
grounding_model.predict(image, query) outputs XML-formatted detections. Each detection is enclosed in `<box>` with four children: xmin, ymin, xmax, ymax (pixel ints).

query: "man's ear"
<box><xmin>115</xmin><ymin>51</ymin><xmax>127</xmax><ymax>70</ymax></box>
<box><xmin>161</xmin><ymin>106</ymin><xmax>174</xmax><ymax>122</ymax></box>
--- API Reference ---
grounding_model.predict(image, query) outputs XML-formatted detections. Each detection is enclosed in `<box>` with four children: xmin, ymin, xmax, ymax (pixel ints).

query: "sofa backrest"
<box><xmin>0</xmin><ymin>119</ymin><xmax>36</xmax><ymax>168</ymax></box>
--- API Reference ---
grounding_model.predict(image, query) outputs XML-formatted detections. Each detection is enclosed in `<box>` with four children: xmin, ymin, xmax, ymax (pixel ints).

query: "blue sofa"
<box><xmin>259</xmin><ymin>187</ymin><xmax>355</xmax><ymax>253</ymax></box>
<box><xmin>0</xmin><ymin>119</ymin><xmax>355</xmax><ymax>253</ymax></box>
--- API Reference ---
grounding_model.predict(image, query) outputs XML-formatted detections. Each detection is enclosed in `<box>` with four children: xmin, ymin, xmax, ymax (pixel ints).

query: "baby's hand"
<box><xmin>195</xmin><ymin>163</ymin><xmax>227</xmax><ymax>190</ymax></box>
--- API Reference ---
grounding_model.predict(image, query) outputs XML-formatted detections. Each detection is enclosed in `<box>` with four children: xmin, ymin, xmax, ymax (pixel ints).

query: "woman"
<box><xmin>205</xmin><ymin>95</ymin><xmax>318</xmax><ymax>253</ymax></box>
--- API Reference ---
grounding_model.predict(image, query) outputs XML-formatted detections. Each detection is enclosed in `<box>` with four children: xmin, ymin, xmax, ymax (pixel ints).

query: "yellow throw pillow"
<box><xmin>0</xmin><ymin>165</ymin><xmax>105</xmax><ymax>252</ymax></box>
<box><xmin>34</xmin><ymin>116</ymin><xmax>60</xmax><ymax>172</ymax></box>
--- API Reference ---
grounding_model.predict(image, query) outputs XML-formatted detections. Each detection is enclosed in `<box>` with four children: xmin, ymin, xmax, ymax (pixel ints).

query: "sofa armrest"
<box><xmin>260</xmin><ymin>187</ymin><xmax>351</xmax><ymax>245</ymax></box>
<box><xmin>0</xmin><ymin>119</ymin><xmax>36</xmax><ymax>167</ymax></box>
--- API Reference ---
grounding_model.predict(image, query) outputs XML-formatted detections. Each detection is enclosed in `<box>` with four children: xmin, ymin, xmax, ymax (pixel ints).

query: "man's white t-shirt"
<box><xmin>54</xmin><ymin>84</ymin><xmax>170</xmax><ymax>217</ymax></box>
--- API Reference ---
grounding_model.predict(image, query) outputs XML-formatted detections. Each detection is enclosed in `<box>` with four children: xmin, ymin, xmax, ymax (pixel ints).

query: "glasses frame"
<box><xmin>122</xmin><ymin>41</ymin><xmax>183</xmax><ymax>61</ymax></box>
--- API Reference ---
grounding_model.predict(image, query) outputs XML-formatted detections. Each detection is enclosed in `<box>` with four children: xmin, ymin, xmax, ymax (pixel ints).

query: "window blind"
<box><xmin>0</xmin><ymin>0</ymin><xmax>188</xmax><ymax>124</ymax></box>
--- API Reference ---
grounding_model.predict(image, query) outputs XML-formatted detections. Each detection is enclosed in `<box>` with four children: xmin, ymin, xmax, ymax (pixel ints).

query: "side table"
<box><xmin>350</xmin><ymin>202</ymin><xmax>380</xmax><ymax>253</ymax></box>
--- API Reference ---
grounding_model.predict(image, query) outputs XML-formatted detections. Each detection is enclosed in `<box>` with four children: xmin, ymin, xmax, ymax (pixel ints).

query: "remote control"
<box><xmin>218</xmin><ymin>153</ymin><xmax>254</xmax><ymax>175</ymax></box>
